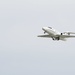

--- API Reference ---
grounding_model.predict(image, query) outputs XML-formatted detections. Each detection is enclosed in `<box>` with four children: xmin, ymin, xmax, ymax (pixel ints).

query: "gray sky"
<box><xmin>0</xmin><ymin>0</ymin><xmax>75</xmax><ymax>75</ymax></box>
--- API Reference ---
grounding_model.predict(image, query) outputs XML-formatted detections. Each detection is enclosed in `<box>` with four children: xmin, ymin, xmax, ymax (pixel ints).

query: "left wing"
<box><xmin>37</xmin><ymin>35</ymin><xmax>51</xmax><ymax>38</ymax></box>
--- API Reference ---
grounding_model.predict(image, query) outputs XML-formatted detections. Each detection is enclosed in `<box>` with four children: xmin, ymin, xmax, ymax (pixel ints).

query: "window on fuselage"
<box><xmin>48</xmin><ymin>27</ymin><xmax>52</xmax><ymax>29</ymax></box>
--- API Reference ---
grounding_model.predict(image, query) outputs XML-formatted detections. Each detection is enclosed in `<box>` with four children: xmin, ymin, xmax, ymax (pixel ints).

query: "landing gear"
<box><xmin>44</xmin><ymin>31</ymin><xmax>46</xmax><ymax>34</ymax></box>
<box><xmin>57</xmin><ymin>37</ymin><xmax>60</xmax><ymax>40</ymax></box>
<box><xmin>61</xmin><ymin>33</ymin><xmax>63</xmax><ymax>35</ymax></box>
<box><xmin>52</xmin><ymin>37</ymin><xmax>56</xmax><ymax>40</ymax></box>
<box><xmin>52</xmin><ymin>37</ymin><xmax>55</xmax><ymax>40</ymax></box>
<box><xmin>52</xmin><ymin>37</ymin><xmax>60</xmax><ymax>40</ymax></box>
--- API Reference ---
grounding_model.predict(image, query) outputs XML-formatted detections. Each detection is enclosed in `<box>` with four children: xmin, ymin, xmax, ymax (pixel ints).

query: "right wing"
<box><xmin>57</xmin><ymin>35</ymin><xmax>75</xmax><ymax>38</ymax></box>
<box><xmin>63</xmin><ymin>32</ymin><xmax>75</xmax><ymax>34</ymax></box>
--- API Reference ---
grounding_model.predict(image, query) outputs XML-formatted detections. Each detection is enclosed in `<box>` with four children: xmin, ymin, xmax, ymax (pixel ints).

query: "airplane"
<box><xmin>37</xmin><ymin>27</ymin><xmax>75</xmax><ymax>41</ymax></box>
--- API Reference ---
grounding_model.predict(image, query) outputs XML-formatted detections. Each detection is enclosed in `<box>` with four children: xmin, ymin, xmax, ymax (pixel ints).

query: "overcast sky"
<box><xmin>0</xmin><ymin>0</ymin><xmax>75</xmax><ymax>75</ymax></box>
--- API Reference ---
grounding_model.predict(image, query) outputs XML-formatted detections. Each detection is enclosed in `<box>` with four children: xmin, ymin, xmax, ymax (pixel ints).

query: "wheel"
<box><xmin>52</xmin><ymin>37</ymin><xmax>55</xmax><ymax>40</ymax></box>
<box><xmin>44</xmin><ymin>31</ymin><xmax>46</xmax><ymax>34</ymax></box>
<box><xmin>58</xmin><ymin>37</ymin><xmax>60</xmax><ymax>40</ymax></box>
<box><xmin>61</xmin><ymin>33</ymin><xmax>63</xmax><ymax>35</ymax></box>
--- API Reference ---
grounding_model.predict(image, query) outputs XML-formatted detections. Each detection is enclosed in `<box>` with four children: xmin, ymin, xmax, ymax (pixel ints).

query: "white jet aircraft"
<box><xmin>38</xmin><ymin>27</ymin><xmax>75</xmax><ymax>41</ymax></box>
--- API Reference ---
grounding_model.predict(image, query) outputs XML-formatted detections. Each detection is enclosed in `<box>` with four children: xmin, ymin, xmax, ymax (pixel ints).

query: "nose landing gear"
<box><xmin>44</xmin><ymin>31</ymin><xmax>46</xmax><ymax>34</ymax></box>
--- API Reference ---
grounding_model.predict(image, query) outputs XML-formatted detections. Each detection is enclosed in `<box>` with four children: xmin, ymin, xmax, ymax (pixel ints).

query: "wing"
<box><xmin>37</xmin><ymin>35</ymin><xmax>51</xmax><ymax>38</ymax></box>
<box><xmin>57</xmin><ymin>35</ymin><xmax>75</xmax><ymax>38</ymax></box>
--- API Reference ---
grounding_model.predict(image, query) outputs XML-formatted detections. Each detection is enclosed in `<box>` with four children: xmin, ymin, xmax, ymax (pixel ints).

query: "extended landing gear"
<box><xmin>61</xmin><ymin>33</ymin><xmax>63</xmax><ymax>35</ymax></box>
<box><xmin>52</xmin><ymin>37</ymin><xmax>55</xmax><ymax>40</ymax></box>
<box><xmin>44</xmin><ymin>31</ymin><xmax>46</xmax><ymax>34</ymax></box>
<box><xmin>55</xmin><ymin>37</ymin><xmax>60</xmax><ymax>40</ymax></box>
<box><xmin>52</xmin><ymin>37</ymin><xmax>60</xmax><ymax>41</ymax></box>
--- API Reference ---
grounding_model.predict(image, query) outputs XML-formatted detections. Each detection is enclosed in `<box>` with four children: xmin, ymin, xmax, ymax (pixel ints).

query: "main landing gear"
<box><xmin>61</xmin><ymin>33</ymin><xmax>63</xmax><ymax>35</ymax></box>
<box><xmin>52</xmin><ymin>37</ymin><xmax>60</xmax><ymax>40</ymax></box>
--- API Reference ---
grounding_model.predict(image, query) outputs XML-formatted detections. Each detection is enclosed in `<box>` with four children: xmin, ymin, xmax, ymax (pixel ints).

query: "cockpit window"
<box><xmin>48</xmin><ymin>27</ymin><xmax>52</xmax><ymax>29</ymax></box>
